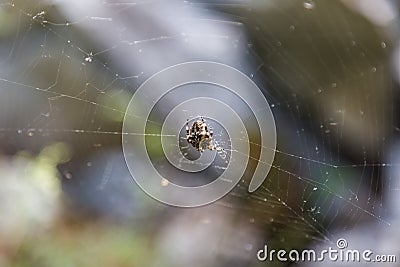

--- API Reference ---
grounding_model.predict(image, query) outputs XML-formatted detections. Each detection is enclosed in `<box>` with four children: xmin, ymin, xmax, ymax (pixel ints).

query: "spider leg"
<box><xmin>209</xmin><ymin>127</ymin><xmax>217</xmax><ymax>150</ymax></box>
<box><xmin>186</xmin><ymin>119</ymin><xmax>190</xmax><ymax>139</ymax></box>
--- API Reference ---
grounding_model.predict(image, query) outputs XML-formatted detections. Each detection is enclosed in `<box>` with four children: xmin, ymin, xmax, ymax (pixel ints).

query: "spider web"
<box><xmin>0</xmin><ymin>0</ymin><xmax>398</xmax><ymax>258</ymax></box>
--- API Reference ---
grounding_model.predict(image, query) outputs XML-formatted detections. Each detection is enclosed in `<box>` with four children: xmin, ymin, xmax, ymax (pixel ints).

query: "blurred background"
<box><xmin>0</xmin><ymin>0</ymin><xmax>400</xmax><ymax>266</ymax></box>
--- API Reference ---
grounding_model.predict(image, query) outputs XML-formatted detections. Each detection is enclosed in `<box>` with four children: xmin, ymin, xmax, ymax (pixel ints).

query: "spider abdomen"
<box><xmin>186</xmin><ymin>117</ymin><xmax>216</xmax><ymax>152</ymax></box>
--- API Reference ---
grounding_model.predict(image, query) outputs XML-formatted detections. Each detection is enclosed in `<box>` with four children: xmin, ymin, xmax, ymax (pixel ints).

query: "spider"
<box><xmin>186</xmin><ymin>117</ymin><xmax>217</xmax><ymax>152</ymax></box>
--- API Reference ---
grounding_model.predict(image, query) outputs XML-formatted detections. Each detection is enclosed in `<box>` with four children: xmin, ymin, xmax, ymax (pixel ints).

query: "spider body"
<box><xmin>186</xmin><ymin>117</ymin><xmax>216</xmax><ymax>152</ymax></box>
